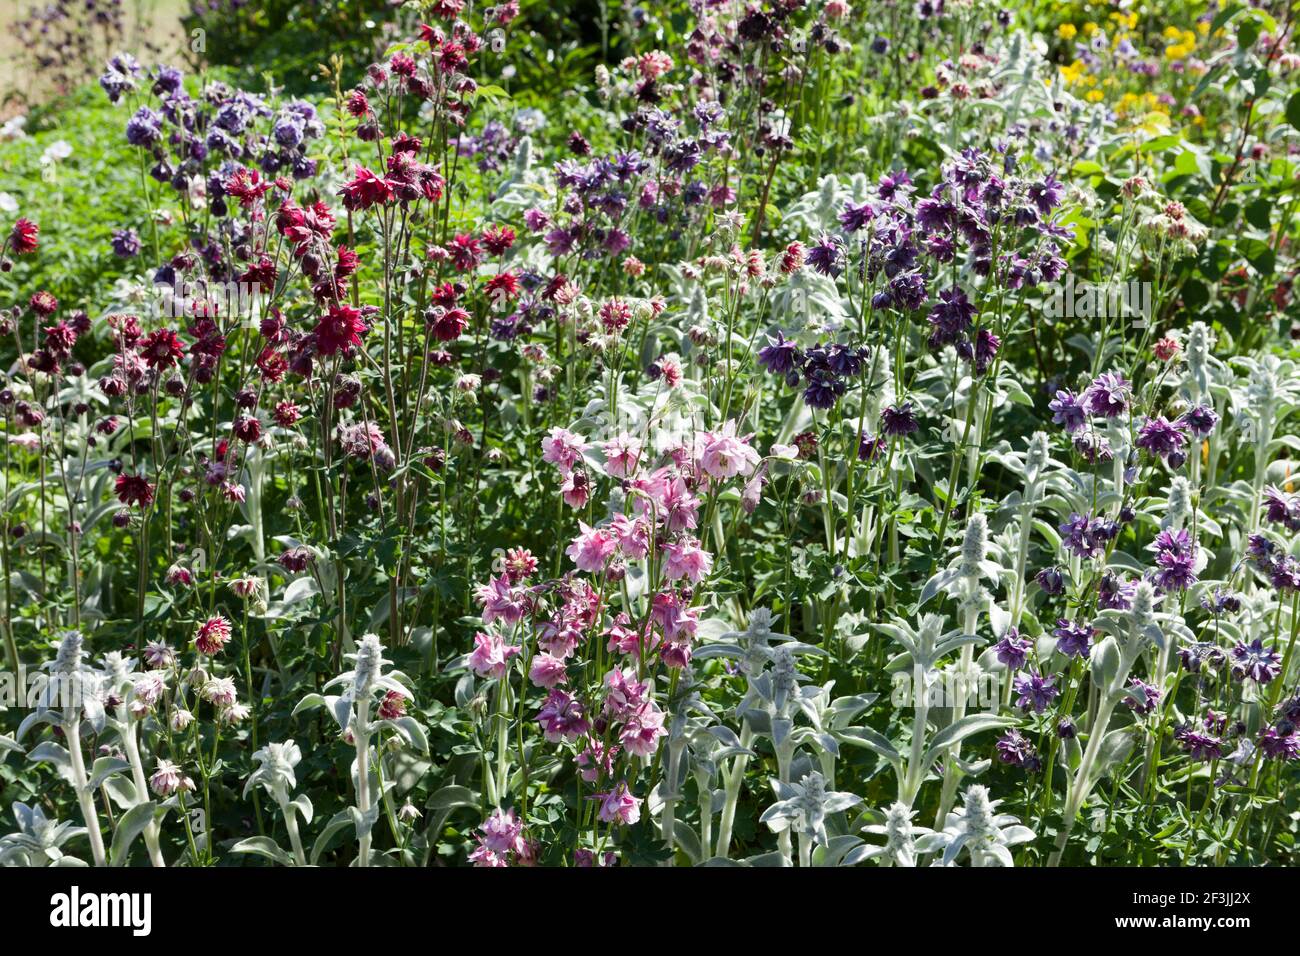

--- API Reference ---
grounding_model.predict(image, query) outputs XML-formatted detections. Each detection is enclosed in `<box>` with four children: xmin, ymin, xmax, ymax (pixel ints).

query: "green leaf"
<box><xmin>109</xmin><ymin>801</ymin><xmax>158</xmax><ymax>866</ymax></box>
<box><xmin>232</xmin><ymin>836</ymin><xmax>294</xmax><ymax>866</ymax></box>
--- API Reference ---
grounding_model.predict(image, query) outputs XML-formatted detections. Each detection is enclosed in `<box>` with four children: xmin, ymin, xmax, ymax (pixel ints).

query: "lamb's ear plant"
<box><xmin>920</xmin><ymin>513</ymin><xmax>1007</xmax><ymax>822</ymax></box>
<box><xmin>1048</xmin><ymin>582</ymin><xmax>1163</xmax><ymax>865</ymax></box>
<box><xmin>297</xmin><ymin>633</ymin><xmax>415</xmax><ymax>866</ymax></box>
<box><xmin>918</xmin><ymin>784</ymin><xmax>1035</xmax><ymax>867</ymax></box>
<box><xmin>237</xmin><ymin>740</ymin><xmax>310</xmax><ymax>866</ymax></box>
<box><xmin>845</xmin><ymin>802</ymin><xmax>932</xmax><ymax>867</ymax></box>
<box><xmin>0</xmin><ymin>802</ymin><xmax>88</xmax><ymax>866</ymax></box>
<box><xmin>841</xmin><ymin>614</ymin><xmax>1014</xmax><ymax>810</ymax></box>
<box><xmin>759</xmin><ymin>770</ymin><xmax>862</xmax><ymax>867</ymax></box>
<box><xmin>16</xmin><ymin>632</ymin><xmax>107</xmax><ymax>866</ymax></box>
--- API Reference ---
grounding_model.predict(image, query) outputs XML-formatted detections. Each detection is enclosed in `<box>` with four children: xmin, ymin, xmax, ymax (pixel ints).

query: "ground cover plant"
<box><xmin>1</xmin><ymin>0</ymin><xmax>1300</xmax><ymax>868</ymax></box>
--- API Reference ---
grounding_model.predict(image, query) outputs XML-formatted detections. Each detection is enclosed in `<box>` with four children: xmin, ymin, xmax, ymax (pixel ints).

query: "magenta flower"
<box><xmin>468</xmin><ymin>631</ymin><xmax>521</xmax><ymax>679</ymax></box>
<box><xmin>662</xmin><ymin>537</ymin><xmax>713</xmax><ymax>583</ymax></box>
<box><xmin>592</xmin><ymin>782</ymin><xmax>641</xmax><ymax>825</ymax></box>
<box><xmin>566</xmin><ymin>522</ymin><xmax>617</xmax><ymax>572</ymax></box>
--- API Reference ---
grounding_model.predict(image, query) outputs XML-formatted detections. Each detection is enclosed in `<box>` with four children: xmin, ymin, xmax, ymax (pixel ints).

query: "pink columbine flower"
<box><xmin>697</xmin><ymin>420</ymin><xmax>761</xmax><ymax>480</ymax></box>
<box><xmin>529</xmin><ymin>653</ymin><xmax>569</xmax><ymax>688</ymax></box>
<box><xmin>610</xmin><ymin>513</ymin><xmax>650</xmax><ymax>560</ymax></box>
<box><xmin>541</xmin><ymin>426</ymin><xmax>588</xmax><ymax>471</ymax></box>
<box><xmin>475</xmin><ymin>574</ymin><xmax>528</xmax><ymax>625</ymax></box>
<box><xmin>150</xmin><ymin>759</ymin><xmax>184</xmax><ymax>796</ymax></box>
<box><xmin>143</xmin><ymin>640</ymin><xmax>175</xmax><ymax>669</ymax></box>
<box><xmin>602</xmin><ymin>432</ymin><xmax>642</xmax><ymax>478</ymax></box>
<box><xmin>193</xmin><ymin>615</ymin><xmax>233</xmax><ymax>655</ymax></box>
<box><xmin>566</xmin><ymin>522</ymin><xmax>617</xmax><ymax>572</ymax></box>
<box><xmin>603</xmin><ymin>667</ymin><xmax>649</xmax><ymax>719</ymax></box>
<box><xmin>619</xmin><ymin>703</ymin><xmax>667</xmax><ymax>758</ymax></box>
<box><xmin>537</xmin><ymin>689</ymin><xmax>589</xmax><ymax>742</ymax></box>
<box><xmin>480</xmin><ymin>808</ymin><xmax>525</xmax><ymax>856</ymax></box>
<box><xmin>469</xmin><ymin>631</ymin><xmax>521</xmax><ymax>679</ymax></box>
<box><xmin>662</xmin><ymin>537</ymin><xmax>713</xmax><ymax>583</ymax></box>
<box><xmin>202</xmin><ymin>676</ymin><xmax>238</xmax><ymax>708</ymax></box>
<box><xmin>133</xmin><ymin>672</ymin><xmax>167</xmax><ymax>708</ymax></box>
<box><xmin>560</xmin><ymin>469</ymin><xmax>591</xmax><ymax>509</ymax></box>
<box><xmin>593</xmin><ymin>782</ymin><xmax>640</xmax><ymax>825</ymax></box>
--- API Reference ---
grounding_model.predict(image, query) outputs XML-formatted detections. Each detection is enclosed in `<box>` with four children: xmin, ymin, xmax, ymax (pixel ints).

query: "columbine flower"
<box><xmin>468</xmin><ymin>631</ymin><xmax>521</xmax><ymax>679</ymax></box>
<box><xmin>1231</xmin><ymin>639</ymin><xmax>1281</xmax><ymax>684</ymax></box>
<box><xmin>149</xmin><ymin>759</ymin><xmax>184</xmax><ymax>796</ymax></box>
<box><xmin>994</xmin><ymin>629</ymin><xmax>1032</xmax><ymax>670</ymax></box>
<box><xmin>1012</xmin><ymin>670</ymin><xmax>1058</xmax><ymax>713</ymax></box>
<box><xmin>193</xmin><ymin>615</ymin><xmax>233</xmax><ymax>655</ymax></box>
<box><xmin>1082</xmin><ymin>371</ymin><xmax>1131</xmax><ymax>417</ymax></box>
<box><xmin>1053</xmin><ymin>618</ymin><xmax>1095</xmax><ymax>659</ymax></box>
<box><xmin>592</xmin><ymin>781</ymin><xmax>641</xmax><ymax>825</ymax></box>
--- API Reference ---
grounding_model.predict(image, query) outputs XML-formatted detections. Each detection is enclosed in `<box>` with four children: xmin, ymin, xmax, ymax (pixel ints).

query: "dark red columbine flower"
<box><xmin>224</xmin><ymin>167</ymin><xmax>273</xmax><ymax>208</ymax></box>
<box><xmin>484</xmin><ymin>272</ymin><xmax>520</xmax><ymax>306</ymax></box>
<box><xmin>340</xmin><ymin>166</ymin><xmax>395</xmax><ymax>211</ymax></box>
<box><xmin>345</xmin><ymin>89</ymin><xmax>371</xmax><ymax>117</ymax></box>
<box><xmin>240</xmin><ymin>256</ymin><xmax>279</xmax><ymax>293</ymax></box>
<box><xmin>428</xmin><ymin>306</ymin><xmax>469</xmax><ymax>342</ymax></box>
<box><xmin>430</xmin><ymin>281</ymin><xmax>461</xmax><ymax>308</ymax></box>
<box><xmin>445</xmin><ymin>233</ymin><xmax>482</xmax><ymax>272</ymax></box>
<box><xmin>377</xmin><ymin>689</ymin><xmax>408</xmax><ymax>720</ymax></box>
<box><xmin>233</xmin><ymin>415</ymin><xmax>262</xmax><ymax>443</ymax></box>
<box><xmin>314</xmin><ymin>304</ymin><xmax>368</xmax><ymax>355</ymax></box>
<box><xmin>115</xmin><ymin>472</ymin><xmax>156</xmax><ymax>508</ymax></box>
<box><xmin>257</xmin><ymin>347</ymin><xmax>288</xmax><ymax>383</ymax></box>
<box><xmin>482</xmin><ymin>225</ymin><xmax>516</xmax><ymax>256</ymax></box>
<box><xmin>273</xmin><ymin>400</ymin><xmax>301</xmax><ymax>427</ymax></box>
<box><xmin>334</xmin><ymin>246</ymin><xmax>360</xmax><ymax>279</ymax></box>
<box><xmin>139</xmin><ymin>328</ymin><xmax>185</xmax><ymax>368</ymax></box>
<box><xmin>43</xmin><ymin>322</ymin><xmax>77</xmax><ymax>355</ymax></box>
<box><xmin>389</xmin><ymin>53</ymin><xmax>417</xmax><ymax>78</ymax></box>
<box><xmin>29</xmin><ymin>291</ymin><xmax>58</xmax><ymax>316</ymax></box>
<box><xmin>9</xmin><ymin>218</ymin><xmax>38</xmax><ymax>254</ymax></box>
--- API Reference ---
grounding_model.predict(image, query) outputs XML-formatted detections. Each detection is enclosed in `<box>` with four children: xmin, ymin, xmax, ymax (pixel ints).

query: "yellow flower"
<box><xmin>1162</xmin><ymin>25</ymin><xmax>1182</xmax><ymax>40</ymax></box>
<box><xmin>1058</xmin><ymin>23</ymin><xmax>1078</xmax><ymax>39</ymax></box>
<box><xmin>1086</xmin><ymin>89</ymin><xmax>1105</xmax><ymax>102</ymax></box>
<box><xmin>1083</xmin><ymin>21</ymin><xmax>1098</xmax><ymax>35</ymax></box>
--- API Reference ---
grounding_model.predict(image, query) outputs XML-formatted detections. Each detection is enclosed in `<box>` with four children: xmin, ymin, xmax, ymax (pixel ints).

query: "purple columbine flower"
<box><xmin>1013</xmin><ymin>670</ymin><xmax>1059</xmax><ymax>714</ymax></box>
<box><xmin>1178</xmin><ymin>403</ymin><xmax>1218</xmax><ymax>438</ymax></box>
<box><xmin>1135</xmin><ymin>416</ymin><xmax>1187</xmax><ymax>463</ymax></box>
<box><xmin>1257</xmin><ymin>726</ymin><xmax>1300</xmax><ymax>760</ymax></box>
<box><xmin>1262</xmin><ymin>486</ymin><xmax>1300</xmax><ymax>532</ymax></box>
<box><xmin>839</xmin><ymin>201</ymin><xmax>875</xmax><ymax>233</ymax></box>
<box><xmin>1124</xmin><ymin>678</ymin><xmax>1161</xmax><ymax>716</ymax></box>
<box><xmin>1056</xmin><ymin>717</ymin><xmax>1076</xmax><ymax>739</ymax></box>
<box><xmin>1029</xmin><ymin>174</ymin><xmax>1065</xmax><ymax>214</ymax></box>
<box><xmin>1232</xmin><ymin>639</ymin><xmax>1282</xmax><ymax>683</ymax></box>
<box><xmin>1053</xmin><ymin>618</ymin><xmax>1095</xmax><ymax>659</ymax></box>
<box><xmin>1048</xmin><ymin>389</ymin><xmax>1086</xmax><ymax>433</ymax></box>
<box><xmin>1036</xmin><ymin>566</ymin><xmax>1066</xmax><ymax>595</ymax></box>
<box><xmin>1178</xmin><ymin>729</ymin><xmax>1224</xmax><ymax>761</ymax></box>
<box><xmin>1082</xmin><ymin>371</ymin><xmax>1131</xmax><ymax>418</ymax></box>
<box><xmin>1200</xmin><ymin>587</ymin><xmax>1241</xmax><ymax>616</ymax></box>
<box><xmin>1149</xmin><ymin>527</ymin><xmax>1198</xmax><ymax>592</ymax></box>
<box><xmin>806</xmin><ymin>234</ymin><xmax>844</xmax><ymax>277</ymax></box>
<box><xmin>1178</xmin><ymin>641</ymin><xmax>1226</xmax><ymax>674</ymax></box>
<box><xmin>111</xmin><ymin>228</ymin><xmax>142</xmax><ymax>258</ymax></box>
<box><xmin>1097</xmin><ymin>572</ymin><xmax>1136</xmax><ymax>610</ymax></box>
<box><xmin>757</xmin><ymin>332</ymin><xmax>800</xmax><ymax>376</ymax></box>
<box><xmin>994</xmin><ymin>629</ymin><xmax>1033</xmax><ymax>670</ymax></box>
<box><xmin>858</xmin><ymin>432</ymin><xmax>886</xmax><ymax>462</ymax></box>
<box><xmin>880</xmin><ymin>402</ymin><xmax>919</xmax><ymax>437</ymax></box>
<box><xmin>995</xmin><ymin>730</ymin><xmax>1039</xmax><ymax>769</ymax></box>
